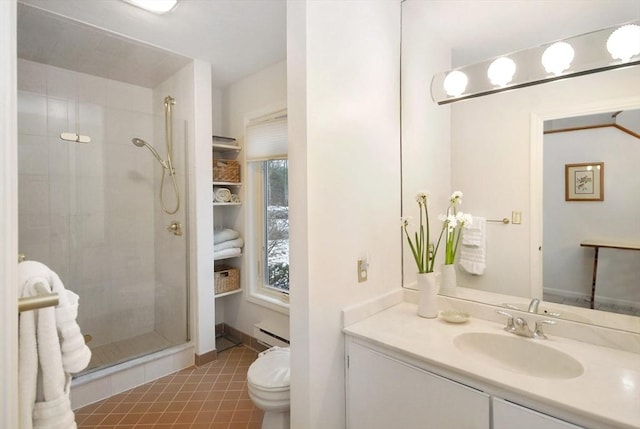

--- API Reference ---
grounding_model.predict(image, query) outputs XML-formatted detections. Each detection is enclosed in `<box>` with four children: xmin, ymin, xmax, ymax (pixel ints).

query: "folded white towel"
<box><xmin>459</xmin><ymin>217</ymin><xmax>486</xmax><ymax>275</ymax></box>
<box><xmin>459</xmin><ymin>246</ymin><xmax>486</xmax><ymax>275</ymax></box>
<box><xmin>230</xmin><ymin>194</ymin><xmax>241</xmax><ymax>203</ymax></box>
<box><xmin>214</xmin><ymin>187</ymin><xmax>232</xmax><ymax>202</ymax></box>
<box><xmin>462</xmin><ymin>216</ymin><xmax>486</xmax><ymax>246</ymax></box>
<box><xmin>214</xmin><ymin>228</ymin><xmax>240</xmax><ymax>244</ymax></box>
<box><xmin>214</xmin><ymin>237</ymin><xmax>244</xmax><ymax>252</ymax></box>
<box><xmin>214</xmin><ymin>248</ymin><xmax>242</xmax><ymax>259</ymax></box>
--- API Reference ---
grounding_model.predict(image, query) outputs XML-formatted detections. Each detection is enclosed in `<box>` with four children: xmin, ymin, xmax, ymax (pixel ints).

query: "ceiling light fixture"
<box><xmin>541</xmin><ymin>42</ymin><xmax>575</xmax><ymax>75</ymax></box>
<box><xmin>487</xmin><ymin>57</ymin><xmax>516</xmax><ymax>87</ymax></box>
<box><xmin>607</xmin><ymin>24</ymin><xmax>640</xmax><ymax>62</ymax></box>
<box><xmin>122</xmin><ymin>0</ymin><xmax>179</xmax><ymax>14</ymax></box>
<box><xmin>431</xmin><ymin>20</ymin><xmax>640</xmax><ymax>105</ymax></box>
<box><xmin>443</xmin><ymin>71</ymin><xmax>468</xmax><ymax>97</ymax></box>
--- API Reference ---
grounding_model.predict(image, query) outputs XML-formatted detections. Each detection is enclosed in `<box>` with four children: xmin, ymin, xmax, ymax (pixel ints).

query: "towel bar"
<box><xmin>487</xmin><ymin>218</ymin><xmax>510</xmax><ymax>224</ymax></box>
<box><xmin>18</xmin><ymin>293</ymin><xmax>59</xmax><ymax>313</ymax></box>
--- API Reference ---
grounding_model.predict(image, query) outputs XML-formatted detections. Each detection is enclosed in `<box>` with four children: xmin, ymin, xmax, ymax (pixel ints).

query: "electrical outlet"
<box><xmin>512</xmin><ymin>211</ymin><xmax>522</xmax><ymax>224</ymax></box>
<box><xmin>357</xmin><ymin>259</ymin><xmax>368</xmax><ymax>283</ymax></box>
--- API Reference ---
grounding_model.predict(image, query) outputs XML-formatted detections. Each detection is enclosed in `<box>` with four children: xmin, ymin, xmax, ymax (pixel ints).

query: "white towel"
<box><xmin>18</xmin><ymin>261</ymin><xmax>91</xmax><ymax>429</ymax></box>
<box><xmin>214</xmin><ymin>248</ymin><xmax>242</xmax><ymax>259</ymax></box>
<box><xmin>214</xmin><ymin>237</ymin><xmax>244</xmax><ymax>252</ymax></box>
<box><xmin>214</xmin><ymin>228</ymin><xmax>240</xmax><ymax>244</ymax></box>
<box><xmin>459</xmin><ymin>217</ymin><xmax>486</xmax><ymax>275</ymax></box>
<box><xmin>214</xmin><ymin>187</ymin><xmax>232</xmax><ymax>203</ymax></box>
<box><xmin>230</xmin><ymin>194</ymin><xmax>241</xmax><ymax>203</ymax></box>
<box><xmin>462</xmin><ymin>216</ymin><xmax>485</xmax><ymax>246</ymax></box>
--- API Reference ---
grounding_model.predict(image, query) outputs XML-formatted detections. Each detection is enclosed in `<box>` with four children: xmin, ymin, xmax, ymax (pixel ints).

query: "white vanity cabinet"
<box><xmin>493</xmin><ymin>398</ymin><xmax>584</xmax><ymax>429</ymax></box>
<box><xmin>346</xmin><ymin>340</ymin><xmax>490</xmax><ymax>429</ymax></box>
<box><xmin>346</xmin><ymin>337</ymin><xmax>588</xmax><ymax>429</ymax></box>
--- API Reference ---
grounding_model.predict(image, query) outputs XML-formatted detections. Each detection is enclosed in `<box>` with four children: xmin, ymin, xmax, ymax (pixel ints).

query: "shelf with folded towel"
<box><xmin>213</xmin><ymin>181</ymin><xmax>242</xmax><ymax>186</ymax></box>
<box><xmin>213</xmin><ymin>202</ymin><xmax>242</xmax><ymax>206</ymax></box>
<box><xmin>214</xmin><ymin>252</ymin><xmax>243</xmax><ymax>261</ymax></box>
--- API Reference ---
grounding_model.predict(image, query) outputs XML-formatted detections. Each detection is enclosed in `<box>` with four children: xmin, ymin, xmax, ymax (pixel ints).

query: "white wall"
<box><xmin>543</xmin><ymin>126</ymin><xmax>640</xmax><ymax>304</ymax></box>
<box><xmin>216</xmin><ymin>60</ymin><xmax>289</xmax><ymax>336</ymax></box>
<box><xmin>288</xmin><ymin>1</ymin><xmax>401</xmax><ymax>427</ymax></box>
<box><xmin>450</xmin><ymin>67</ymin><xmax>640</xmax><ymax>298</ymax></box>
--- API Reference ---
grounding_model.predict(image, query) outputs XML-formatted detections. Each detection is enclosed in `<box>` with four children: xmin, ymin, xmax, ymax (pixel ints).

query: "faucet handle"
<box><xmin>496</xmin><ymin>310</ymin><xmax>516</xmax><ymax>333</ymax></box>
<box><xmin>534</xmin><ymin>319</ymin><xmax>556</xmax><ymax>339</ymax></box>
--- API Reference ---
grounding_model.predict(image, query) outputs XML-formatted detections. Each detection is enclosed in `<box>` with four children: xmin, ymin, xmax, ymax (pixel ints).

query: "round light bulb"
<box><xmin>487</xmin><ymin>57</ymin><xmax>516</xmax><ymax>87</ymax></box>
<box><xmin>541</xmin><ymin>42</ymin><xmax>575</xmax><ymax>75</ymax></box>
<box><xmin>443</xmin><ymin>71</ymin><xmax>468</xmax><ymax>97</ymax></box>
<box><xmin>607</xmin><ymin>24</ymin><xmax>640</xmax><ymax>62</ymax></box>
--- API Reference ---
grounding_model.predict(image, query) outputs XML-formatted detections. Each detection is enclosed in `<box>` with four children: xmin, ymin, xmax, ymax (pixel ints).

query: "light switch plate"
<box><xmin>512</xmin><ymin>211</ymin><xmax>522</xmax><ymax>224</ymax></box>
<box><xmin>357</xmin><ymin>259</ymin><xmax>368</xmax><ymax>283</ymax></box>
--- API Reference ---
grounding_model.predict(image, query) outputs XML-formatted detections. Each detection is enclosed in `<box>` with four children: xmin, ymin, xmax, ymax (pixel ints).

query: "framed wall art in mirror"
<box><xmin>564</xmin><ymin>162</ymin><xmax>604</xmax><ymax>201</ymax></box>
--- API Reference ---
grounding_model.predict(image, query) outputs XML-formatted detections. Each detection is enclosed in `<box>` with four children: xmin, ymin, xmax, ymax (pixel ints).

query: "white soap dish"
<box><xmin>440</xmin><ymin>310</ymin><xmax>470</xmax><ymax>324</ymax></box>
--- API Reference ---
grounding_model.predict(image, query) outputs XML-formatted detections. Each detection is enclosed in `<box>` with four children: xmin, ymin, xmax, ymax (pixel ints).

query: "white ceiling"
<box><xmin>17</xmin><ymin>0</ymin><xmax>640</xmax><ymax>88</ymax></box>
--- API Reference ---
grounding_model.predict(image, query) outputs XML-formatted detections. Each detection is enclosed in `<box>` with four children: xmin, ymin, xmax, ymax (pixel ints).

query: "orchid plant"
<box><xmin>401</xmin><ymin>191</ymin><xmax>472</xmax><ymax>273</ymax></box>
<box><xmin>440</xmin><ymin>191</ymin><xmax>473</xmax><ymax>265</ymax></box>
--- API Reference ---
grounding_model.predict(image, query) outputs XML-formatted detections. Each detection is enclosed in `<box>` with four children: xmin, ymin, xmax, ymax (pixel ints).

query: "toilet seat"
<box><xmin>247</xmin><ymin>347</ymin><xmax>290</xmax><ymax>391</ymax></box>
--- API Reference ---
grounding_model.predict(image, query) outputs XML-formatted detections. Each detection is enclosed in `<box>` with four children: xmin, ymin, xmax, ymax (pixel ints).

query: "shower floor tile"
<box><xmin>75</xmin><ymin>345</ymin><xmax>263</xmax><ymax>429</ymax></box>
<box><xmin>84</xmin><ymin>332</ymin><xmax>172</xmax><ymax>373</ymax></box>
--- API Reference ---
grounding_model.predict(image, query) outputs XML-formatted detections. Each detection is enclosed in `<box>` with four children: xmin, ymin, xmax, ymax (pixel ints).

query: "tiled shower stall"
<box><xmin>17</xmin><ymin>57</ymin><xmax>191</xmax><ymax>375</ymax></box>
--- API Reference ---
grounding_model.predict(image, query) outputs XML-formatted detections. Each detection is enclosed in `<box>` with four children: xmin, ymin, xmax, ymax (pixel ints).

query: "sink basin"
<box><xmin>454</xmin><ymin>332</ymin><xmax>584</xmax><ymax>379</ymax></box>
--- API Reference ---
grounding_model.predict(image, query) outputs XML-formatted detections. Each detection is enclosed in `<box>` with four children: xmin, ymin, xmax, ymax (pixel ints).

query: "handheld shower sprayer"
<box><xmin>130</xmin><ymin>95</ymin><xmax>180</xmax><ymax>215</ymax></box>
<box><xmin>131</xmin><ymin>138</ymin><xmax>169</xmax><ymax>169</ymax></box>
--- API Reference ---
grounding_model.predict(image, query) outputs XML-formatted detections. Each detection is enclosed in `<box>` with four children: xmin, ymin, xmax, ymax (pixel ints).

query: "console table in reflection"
<box><xmin>580</xmin><ymin>240</ymin><xmax>640</xmax><ymax>309</ymax></box>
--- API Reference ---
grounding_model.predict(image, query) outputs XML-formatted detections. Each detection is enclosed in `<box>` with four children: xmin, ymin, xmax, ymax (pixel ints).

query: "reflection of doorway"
<box><xmin>541</xmin><ymin>110</ymin><xmax>640</xmax><ymax>316</ymax></box>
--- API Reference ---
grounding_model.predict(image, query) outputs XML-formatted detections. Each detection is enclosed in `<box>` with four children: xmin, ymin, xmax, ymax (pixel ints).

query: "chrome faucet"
<box><xmin>528</xmin><ymin>298</ymin><xmax>540</xmax><ymax>313</ymax></box>
<box><xmin>496</xmin><ymin>310</ymin><xmax>556</xmax><ymax>339</ymax></box>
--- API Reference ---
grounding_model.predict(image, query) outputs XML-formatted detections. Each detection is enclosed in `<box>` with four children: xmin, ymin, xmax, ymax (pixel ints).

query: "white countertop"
<box><xmin>343</xmin><ymin>302</ymin><xmax>640</xmax><ymax>429</ymax></box>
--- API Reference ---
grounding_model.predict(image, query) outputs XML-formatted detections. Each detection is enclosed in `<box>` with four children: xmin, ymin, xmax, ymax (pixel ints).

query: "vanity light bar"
<box><xmin>431</xmin><ymin>21</ymin><xmax>640</xmax><ymax>105</ymax></box>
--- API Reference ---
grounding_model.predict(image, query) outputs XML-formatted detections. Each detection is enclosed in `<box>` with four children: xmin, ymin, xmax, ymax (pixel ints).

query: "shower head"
<box><xmin>132</xmin><ymin>137</ymin><xmax>147</xmax><ymax>147</ymax></box>
<box><xmin>131</xmin><ymin>137</ymin><xmax>168</xmax><ymax>169</ymax></box>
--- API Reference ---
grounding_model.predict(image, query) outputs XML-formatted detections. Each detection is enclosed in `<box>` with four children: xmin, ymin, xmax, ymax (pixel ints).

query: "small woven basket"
<box><xmin>213</xmin><ymin>159</ymin><xmax>240</xmax><ymax>183</ymax></box>
<box><xmin>214</xmin><ymin>266</ymin><xmax>240</xmax><ymax>295</ymax></box>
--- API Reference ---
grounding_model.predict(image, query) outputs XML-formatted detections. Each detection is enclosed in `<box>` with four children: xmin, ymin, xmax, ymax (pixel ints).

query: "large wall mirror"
<box><xmin>401</xmin><ymin>0</ymin><xmax>640</xmax><ymax>333</ymax></box>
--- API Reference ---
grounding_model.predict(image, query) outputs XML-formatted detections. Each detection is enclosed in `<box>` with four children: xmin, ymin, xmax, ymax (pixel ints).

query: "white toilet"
<box><xmin>247</xmin><ymin>346</ymin><xmax>290</xmax><ymax>429</ymax></box>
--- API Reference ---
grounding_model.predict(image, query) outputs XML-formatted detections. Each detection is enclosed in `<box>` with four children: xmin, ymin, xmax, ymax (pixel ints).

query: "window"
<box><xmin>262</xmin><ymin>159</ymin><xmax>289</xmax><ymax>293</ymax></box>
<box><xmin>245</xmin><ymin>110</ymin><xmax>289</xmax><ymax>311</ymax></box>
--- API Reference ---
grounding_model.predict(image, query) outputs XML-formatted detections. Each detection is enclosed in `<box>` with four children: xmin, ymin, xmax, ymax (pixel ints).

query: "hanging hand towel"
<box><xmin>459</xmin><ymin>217</ymin><xmax>486</xmax><ymax>275</ymax></box>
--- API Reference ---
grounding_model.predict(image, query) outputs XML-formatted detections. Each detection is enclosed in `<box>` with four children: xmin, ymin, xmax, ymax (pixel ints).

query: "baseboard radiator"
<box><xmin>253</xmin><ymin>323</ymin><xmax>290</xmax><ymax>348</ymax></box>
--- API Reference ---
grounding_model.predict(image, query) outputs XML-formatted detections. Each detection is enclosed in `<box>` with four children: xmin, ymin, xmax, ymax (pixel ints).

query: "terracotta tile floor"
<box><xmin>75</xmin><ymin>345</ymin><xmax>263</xmax><ymax>429</ymax></box>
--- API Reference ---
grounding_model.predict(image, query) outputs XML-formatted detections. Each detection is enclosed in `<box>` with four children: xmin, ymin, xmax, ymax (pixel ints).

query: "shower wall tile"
<box><xmin>18</xmin><ymin>134</ymin><xmax>49</xmax><ymax>175</ymax></box>
<box><xmin>106</xmin><ymin>80</ymin><xmax>153</xmax><ymax>114</ymax></box>
<box><xmin>18</xmin><ymin>92</ymin><xmax>47</xmax><ymax>136</ymax></box>
<box><xmin>48</xmin><ymin>176</ymin><xmax>71</xmax><ymax>214</ymax></box>
<box><xmin>46</xmin><ymin>65</ymin><xmax>78</xmax><ymax>100</ymax></box>
<box><xmin>77</xmin><ymin>136</ymin><xmax>105</xmax><ymax>177</ymax></box>
<box><xmin>79</xmin><ymin>213</ymin><xmax>106</xmax><ymax>247</ymax></box>
<box><xmin>18</xmin><ymin>174</ymin><xmax>50</xmax><ymax>215</ymax></box>
<box><xmin>48</xmin><ymin>136</ymin><xmax>71</xmax><ymax>177</ymax></box>
<box><xmin>78</xmin><ymin>72</ymin><xmax>107</xmax><ymax>105</ymax></box>
<box><xmin>105</xmin><ymin>107</ymin><xmax>134</xmax><ymax>146</ymax></box>
<box><xmin>18</xmin><ymin>59</ymin><xmax>47</xmax><ymax>95</ymax></box>
<box><xmin>77</xmin><ymin>176</ymin><xmax>105</xmax><ymax>215</ymax></box>
<box><xmin>78</xmin><ymin>102</ymin><xmax>105</xmax><ymax>144</ymax></box>
<box><xmin>46</xmin><ymin>97</ymin><xmax>72</xmax><ymax>137</ymax></box>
